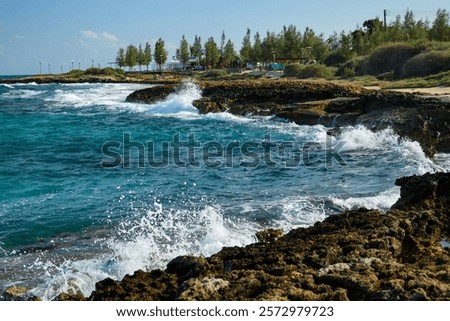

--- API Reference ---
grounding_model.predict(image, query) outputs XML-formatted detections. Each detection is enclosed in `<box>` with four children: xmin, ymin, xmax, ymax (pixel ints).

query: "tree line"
<box><xmin>116</xmin><ymin>9</ymin><xmax>450</xmax><ymax>71</ymax></box>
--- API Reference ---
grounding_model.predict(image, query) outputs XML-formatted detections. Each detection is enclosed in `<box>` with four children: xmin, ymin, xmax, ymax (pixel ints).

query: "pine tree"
<box><xmin>142</xmin><ymin>42</ymin><xmax>152</xmax><ymax>71</ymax></box>
<box><xmin>282</xmin><ymin>25</ymin><xmax>302</xmax><ymax>60</ymax></box>
<box><xmin>204</xmin><ymin>37</ymin><xmax>220</xmax><ymax>68</ymax></box>
<box><xmin>116</xmin><ymin>48</ymin><xmax>126</xmax><ymax>69</ymax></box>
<box><xmin>223</xmin><ymin>39</ymin><xmax>237</xmax><ymax>67</ymax></box>
<box><xmin>137</xmin><ymin>44</ymin><xmax>144</xmax><ymax>71</ymax></box>
<box><xmin>250</xmin><ymin>32</ymin><xmax>263</xmax><ymax>66</ymax></box>
<box><xmin>240</xmin><ymin>28</ymin><xmax>252</xmax><ymax>66</ymax></box>
<box><xmin>125</xmin><ymin>44</ymin><xmax>138</xmax><ymax>71</ymax></box>
<box><xmin>179</xmin><ymin>35</ymin><xmax>190</xmax><ymax>68</ymax></box>
<box><xmin>154</xmin><ymin>38</ymin><xmax>168</xmax><ymax>71</ymax></box>
<box><xmin>190</xmin><ymin>35</ymin><xmax>203</xmax><ymax>65</ymax></box>
<box><xmin>430</xmin><ymin>9</ymin><xmax>450</xmax><ymax>41</ymax></box>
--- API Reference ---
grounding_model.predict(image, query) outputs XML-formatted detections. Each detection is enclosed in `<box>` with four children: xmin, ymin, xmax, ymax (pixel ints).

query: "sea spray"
<box><xmin>1</xmin><ymin>82</ymin><xmax>448</xmax><ymax>300</ymax></box>
<box><xmin>142</xmin><ymin>80</ymin><xmax>201</xmax><ymax>115</ymax></box>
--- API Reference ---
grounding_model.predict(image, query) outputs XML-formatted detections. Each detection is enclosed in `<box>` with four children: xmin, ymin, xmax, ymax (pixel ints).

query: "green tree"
<box><xmin>262</xmin><ymin>31</ymin><xmax>279</xmax><ymax>64</ymax></box>
<box><xmin>430</xmin><ymin>9</ymin><xmax>450</xmax><ymax>41</ymax></box>
<box><xmin>386</xmin><ymin>15</ymin><xmax>406</xmax><ymax>42</ymax></box>
<box><xmin>125</xmin><ymin>44</ymin><xmax>138</xmax><ymax>71</ymax></box>
<box><xmin>240</xmin><ymin>28</ymin><xmax>252</xmax><ymax>65</ymax></box>
<box><xmin>142</xmin><ymin>42</ymin><xmax>152</xmax><ymax>71</ymax></box>
<box><xmin>137</xmin><ymin>44</ymin><xmax>144</xmax><ymax>71</ymax></box>
<box><xmin>190</xmin><ymin>35</ymin><xmax>202</xmax><ymax>64</ymax></box>
<box><xmin>116</xmin><ymin>47</ymin><xmax>126</xmax><ymax>69</ymax></box>
<box><xmin>154</xmin><ymin>38</ymin><xmax>168</xmax><ymax>71</ymax></box>
<box><xmin>220</xmin><ymin>30</ymin><xmax>226</xmax><ymax>55</ymax></box>
<box><xmin>223</xmin><ymin>39</ymin><xmax>237</xmax><ymax>67</ymax></box>
<box><xmin>250</xmin><ymin>31</ymin><xmax>263</xmax><ymax>65</ymax></box>
<box><xmin>179</xmin><ymin>35</ymin><xmax>190</xmax><ymax>68</ymax></box>
<box><xmin>302</xmin><ymin>27</ymin><xmax>329</xmax><ymax>62</ymax></box>
<box><xmin>364</xmin><ymin>18</ymin><xmax>385</xmax><ymax>50</ymax></box>
<box><xmin>204</xmin><ymin>36</ymin><xmax>220</xmax><ymax>68</ymax></box>
<box><xmin>281</xmin><ymin>25</ymin><xmax>302</xmax><ymax>59</ymax></box>
<box><xmin>402</xmin><ymin>10</ymin><xmax>429</xmax><ymax>41</ymax></box>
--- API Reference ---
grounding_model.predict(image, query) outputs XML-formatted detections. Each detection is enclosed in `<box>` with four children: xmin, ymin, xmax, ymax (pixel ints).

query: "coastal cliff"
<box><xmin>126</xmin><ymin>79</ymin><xmax>450</xmax><ymax>157</ymax></box>
<box><xmin>58</xmin><ymin>172</ymin><xmax>449</xmax><ymax>301</ymax></box>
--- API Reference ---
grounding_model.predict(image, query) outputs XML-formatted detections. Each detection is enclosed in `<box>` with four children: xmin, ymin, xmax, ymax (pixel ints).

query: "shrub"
<box><xmin>342</xmin><ymin>67</ymin><xmax>355</xmax><ymax>78</ymax></box>
<box><xmin>66</xmin><ymin>69</ymin><xmax>84</xmax><ymax>78</ymax></box>
<box><xmin>323</xmin><ymin>51</ymin><xmax>352</xmax><ymax>67</ymax></box>
<box><xmin>297</xmin><ymin>64</ymin><xmax>334</xmax><ymax>79</ymax></box>
<box><xmin>402</xmin><ymin>51</ymin><xmax>450</xmax><ymax>78</ymax></box>
<box><xmin>100</xmin><ymin>67</ymin><xmax>117</xmax><ymax>76</ymax></box>
<box><xmin>336</xmin><ymin>56</ymin><xmax>366</xmax><ymax>76</ymax></box>
<box><xmin>203</xmin><ymin>69</ymin><xmax>228</xmax><ymax>78</ymax></box>
<box><xmin>360</xmin><ymin>42</ymin><xmax>425</xmax><ymax>78</ymax></box>
<box><xmin>283</xmin><ymin>64</ymin><xmax>304</xmax><ymax>77</ymax></box>
<box><xmin>84</xmin><ymin>67</ymin><xmax>102</xmax><ymax>75</ymax></box>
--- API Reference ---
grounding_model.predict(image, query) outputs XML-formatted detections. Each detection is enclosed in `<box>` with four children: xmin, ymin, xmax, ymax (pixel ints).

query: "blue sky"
<box><xmin>0</xmin><ymin>0</ymin><xmax>448</xmax><ymax>75</ymax></box>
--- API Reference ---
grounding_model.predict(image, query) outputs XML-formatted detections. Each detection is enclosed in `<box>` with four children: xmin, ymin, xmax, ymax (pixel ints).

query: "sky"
<box><xmin>0</xmin><ymin>0</ymin><xmax>449</xmax><ymax>75</ymax></box>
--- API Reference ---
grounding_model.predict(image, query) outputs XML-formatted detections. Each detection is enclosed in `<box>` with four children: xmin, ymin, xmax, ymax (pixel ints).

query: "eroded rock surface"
<box><xmin>84</xmin><ymin>172</ymin><xmax>450</xmax><ymax>301</ymax></box>
<box><xmin>126</xmin><ymin>79</ymin><xmax>450</xmax><ymax>157</ymax></box>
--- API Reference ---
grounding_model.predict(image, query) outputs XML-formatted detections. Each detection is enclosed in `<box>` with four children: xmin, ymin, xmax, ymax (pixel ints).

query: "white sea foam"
<box><xmin>143</xmin><ymin>81</ymin><xmax>200</xmax><ymax>116</ymax></box>
<box><xmin>434</xmin><ymin>153</ymin><xmax>450</xmax><ymax>172</ymax></box>
<box><xmin>1</xmin><ymin>89</ymin><xmax>47</xmax><ymax>99</ymax></box>
<box><xmin>204</xmin><ymin>112</ymin><xmax>256</xmax><ymax>123</ymax></box>
<box><xmin>27</xmin><ymin>202</ymin><xmax>258</xmax><ymax>300</ymax></box>
<box><xmin>274</xmin><ymin>196</ymin><xmax>327</xmax><ymax>230</ymax></box>
<box><xmin>330</xmin><ymin>187</ymin><xmax>400</xmax><ymax>212</ymax></box>
<box><xmin>108</xmin><ymin>202</ymin><xmax>258</xmax><ymax>275</ymax></box>
<box><xmin>44</xmin><ymin>83</ymin><xmax>149</xmax><ymax>110</ymax></box>
<box><xmin>1</xmin><ymin>84</ymin><xmax>14</xmax><ymax>89</ymax></box>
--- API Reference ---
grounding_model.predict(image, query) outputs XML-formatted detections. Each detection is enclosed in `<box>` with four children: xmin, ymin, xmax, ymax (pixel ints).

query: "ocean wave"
<box><xmin>1</xmin><ymin>89</ymin><xmax>47</xmax><ymax>99</ymax></box>
<box><xmin>24</xmin><ymin>202</ymin><xmax>259</xmax><ymax>300</ymax></box>
<box><xmin>330</xmin><ymin>187</ymin><xmax>400</xmax><ymax>212</ymax></box>
<box><xmin>142</xmin><ymin>81</ymin><xmax>201</xmax><ymax>115</ymax></box>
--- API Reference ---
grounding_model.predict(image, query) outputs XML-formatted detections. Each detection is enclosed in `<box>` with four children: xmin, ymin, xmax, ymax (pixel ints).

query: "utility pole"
<box><xmin>384</xmin><ymin>9</ymin><xmax>387</xmax><ymax>30</ymax></box>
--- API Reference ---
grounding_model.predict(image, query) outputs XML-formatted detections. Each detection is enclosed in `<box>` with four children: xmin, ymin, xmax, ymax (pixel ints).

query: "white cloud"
<box><xmin>14</xmin><ymin>34</ymin><xmax>27</xmax><ymax>40</ymax></box>
<box><xmin>81</xmin><ymin>30</ymin><xmax>100</xmax><ymax>40</ymax></box>
<box><xmin>101</xmin><ymin>32</ymin><xmax>118</xmax><ymax>42</ymax></box>
<box><xmin>81</xmin><ymin>30</ymin><xmax>119</xmax><ymax>43</ymax></box>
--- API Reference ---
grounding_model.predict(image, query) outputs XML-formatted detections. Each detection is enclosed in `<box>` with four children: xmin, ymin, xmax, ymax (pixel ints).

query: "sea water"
<box><xmin>0</xmin><ymin>81</ymin><xmax>447</xmax><ymax>300</ymax></box>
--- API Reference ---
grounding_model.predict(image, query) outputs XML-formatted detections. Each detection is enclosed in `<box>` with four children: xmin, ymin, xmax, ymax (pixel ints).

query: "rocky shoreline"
<box><xmin>127</xmin><ymin>79</ymin><xmax>450</xmax><ymax>157</ymax></box>
<box><xmin>48</xmin><ymin>172</ymin><xmax>447</xmax><ymax>301</ymax></box>
<box><xmin>70</xmin><ymin>79</ymin><xmax>449</xmax><ymax>301</ymax></box>
<box><xmin>2</xmin><ymin>78</ymin><xmax>449</xmax><ymax>301</ymax></box>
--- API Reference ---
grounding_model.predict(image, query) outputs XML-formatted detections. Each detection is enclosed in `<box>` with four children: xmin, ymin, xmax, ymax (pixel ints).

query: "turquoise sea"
<box><xmin>0</xmin><ymin>80</ymin><xmax>448</xmax><ymax>300</ymax></box>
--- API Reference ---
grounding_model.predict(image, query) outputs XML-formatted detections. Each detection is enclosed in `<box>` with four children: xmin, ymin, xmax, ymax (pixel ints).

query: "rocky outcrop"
<box><xmin>84</xmin><ymin>172</ymin><xmax>450</xmax><ymax>301</ymax></box>
<box><xmin>125</xmin><ymin>79</ymin><xmax>450</xmax><ymax>157</ymax></box>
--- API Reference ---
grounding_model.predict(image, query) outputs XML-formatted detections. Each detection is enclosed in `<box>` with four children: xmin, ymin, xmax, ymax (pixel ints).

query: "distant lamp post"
<box><xmin>78</xmin><ymin>61</ymin><xmax>81</xmax><ymax>70</ymax></box>
<box><xmin>71</xmin><ymin>60</ymin><xmax>74</xmax><ymax>70</ymax></box>
<box><xmin>92</xmin><ymin>59</ymin><xmax>94</xmax><ymax>68</ymax></box>
<box><xmin>48</xmin><ymin>64</ymin><xmax>50</xmax><ymax>74</ymax></box>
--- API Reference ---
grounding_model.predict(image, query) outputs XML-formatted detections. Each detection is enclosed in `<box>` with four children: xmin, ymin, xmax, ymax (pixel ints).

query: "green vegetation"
<box><xmin>64</xmin><ymin>67</ymin><xmax>125</xmax><ymax>79</ymax></box>
<box><xmin>202</xmin><ymin>69</ymin><xmax>229</xmax><ymax>78</ymax></box>
<box><xmin>113</xmin><ymin>9</ymin><xmax>450</xmax><ymax>86</ymax></box>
